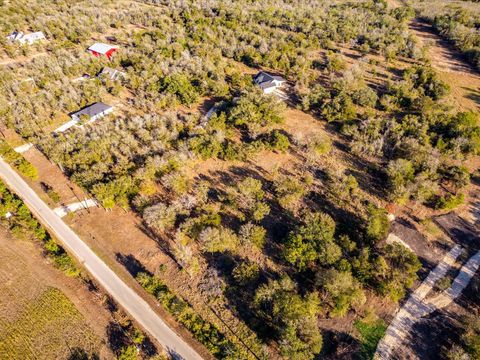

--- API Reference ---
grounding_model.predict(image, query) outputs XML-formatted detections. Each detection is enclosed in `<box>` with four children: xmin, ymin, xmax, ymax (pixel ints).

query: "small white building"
<box><xmin>253</xmin><ymin>71</ymin><xmax>287</xmax><ymax>94</ymax></box>
<box><xmin>98</xmin><ymin>67</ymin><xmax>126</xmax><ymax>81</ymax></box>
<box><xmin>7</xmin><ymin>31</ymin><xmax>46</xmax><ymax>45</ymax></box>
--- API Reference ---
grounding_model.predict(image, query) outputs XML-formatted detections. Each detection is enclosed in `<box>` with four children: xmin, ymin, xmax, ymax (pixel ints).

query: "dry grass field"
<box><xmin>0</xmin><ymin>228</ymin><xmax>113</xmax><ymax>359</ymax></box>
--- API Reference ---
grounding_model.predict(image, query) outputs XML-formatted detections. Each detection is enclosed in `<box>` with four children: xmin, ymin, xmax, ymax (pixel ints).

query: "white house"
<box><xmin>98</xmin><ymin>67</ymin><xmax>126</xmax><ymax>81</ymax></box>
<box><xmin>7</xmin><ymin>31</ymin><xmax>46</xmax><ymax>45</ymax></box>
<box><xmin>71</xmin><ymin>102</ymin><xmax>113</xmax><ymax>123</ymax></box>
<box><xmin>54</xmin><ymin>102</ymin><xmax>113</xmax><ymax>133</ymax></box>
<box><xmin>253</xmin><ymin>71</ymin><xmax>287</xmax><ymax>94</ymax></box>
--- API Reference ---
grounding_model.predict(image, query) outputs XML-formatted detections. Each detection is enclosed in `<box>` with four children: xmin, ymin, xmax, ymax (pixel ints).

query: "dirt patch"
<box><xmin>434</xmin><ymin>212</ymin><xmax>480</xmax><ymax>254</ymax></box>
<box><xmin>390</xmin><ymin>217</ymin><xmax>449</xmax><ymax>273</ymax></box>
<box><xmin>22</xmin><ymin>147</ymin><xmax>87</xmax><ymax>206</ymax></box>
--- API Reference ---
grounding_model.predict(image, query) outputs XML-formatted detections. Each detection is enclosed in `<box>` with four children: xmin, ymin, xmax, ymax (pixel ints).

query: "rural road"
<box><xmin>0</xmin><ymin>158</ymin><xmax>203</xmax><ymax>360</ymax></box>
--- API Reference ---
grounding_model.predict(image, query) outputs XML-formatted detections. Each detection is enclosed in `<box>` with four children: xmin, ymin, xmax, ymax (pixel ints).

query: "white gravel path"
<box><xmin>375</xmin><ymin>244</ymin><xmax>463</xmax><ymax>359</ymax></box>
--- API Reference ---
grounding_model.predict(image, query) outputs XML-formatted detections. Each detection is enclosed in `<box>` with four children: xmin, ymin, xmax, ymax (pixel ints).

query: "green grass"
<box><xmin>354</xmin><ymin>318</ymin><xmax>387</xmax><ymax>360</ymax></box>
<box><xmin>421</xmin><ymin>218</ymin><xmax>443</xmax><ymax>238</ymax></box>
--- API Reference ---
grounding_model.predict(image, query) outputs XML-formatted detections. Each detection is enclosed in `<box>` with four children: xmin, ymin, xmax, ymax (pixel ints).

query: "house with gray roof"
<box><xmin>54</xmin><ymin>102</ymin><xmax>113</xmax><ymax>133</ymax></box>
<box><xmin>71</xmin><ymin>102</ymin><xmax>113</xmax><ymax>123</ymax></box>
<box><xmin>253</xmin><ymin>71</ymin><xmax>287</xmax><ymax>94</ymax></box>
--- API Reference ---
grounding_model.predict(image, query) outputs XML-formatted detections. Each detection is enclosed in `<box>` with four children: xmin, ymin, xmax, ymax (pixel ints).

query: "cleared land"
<box><xmin>0</xmin><ymin>227</ymin><xmax>112</xmax><ymax>359</ymax></box>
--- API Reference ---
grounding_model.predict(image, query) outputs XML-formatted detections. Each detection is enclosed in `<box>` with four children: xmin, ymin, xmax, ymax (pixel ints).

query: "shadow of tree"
<box><xmin>204</xmin><ymin>252</ymin><xmax>276</xmax><ymax>343</ymax></box>
<box><xmin>67</xmin><ymin>348</ymin><xmax>99</xmax><ymax>360</ymax></box>
<box><xmin>463</xmin><ymin>86</ymin><xmax>480</xmax><ymax>106</ymax></box>
<box><xmin>408</xmin><ymin>309</ymin><xmax>463</xmax><ymax>360</ymax></box>
<box><xmin>319</xmin><ymin>330</ymin><xmax>361</xmax><ymax>360</ymax></box>
<box><xmin>115</xmin><ymin>252</ymin><xmax>148</xmax><ymax>277</ymax></box>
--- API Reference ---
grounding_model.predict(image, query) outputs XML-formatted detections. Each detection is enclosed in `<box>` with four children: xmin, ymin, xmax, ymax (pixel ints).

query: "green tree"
<box><xmin>316</xmin><ymin>269</ymin><xmax>366</xmax><ymax>317</ymax></box>
<box><xmin>161</xmin><ymin>73</ymin><xmax>199</xmax><ymax>105</ymax></box>
<box><xmin>228</xmin><ymin>89</ymin><xmax>286</xmax><ymax>137</ymax></box>
<box><xmin>254</xmin><ymin>277</ymin><xmax>322</xmax><ymax>360</ymax></box>
<box><xmin>269</xmin><ymin>130</ymin><xmax>290</xmax><ymax>153</ymax></box>
<box><xmin>366</xmin><ymin>204</ymin><xmax>390</xmax><ymax>243</ymax></box>
<box><xmin>374</xmin><ymin>243</ymin><xmax>421</xmax><ymax>302</ymax></box>
<box><xmin>239</xmin><ymin>222</ymin><xmax>266</xmax><ymax>249</ymax></box>
<box><xmin>284</xmin><ymin>212</ymin><xmax>341</xmax><ymax>270</ymax></box>
<box><xmin>232</xmin><ymin>261</ymin><xmax>260</xmax><ymax>285</ymax></box>
<box><xmin>199</xmin><ymin>226</ymin><xmax>239</xmax><ymax>253</ymax></box>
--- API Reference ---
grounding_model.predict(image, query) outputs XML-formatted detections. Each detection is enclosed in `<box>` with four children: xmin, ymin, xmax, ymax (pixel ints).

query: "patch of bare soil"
<box><xmin>0</xmin><ymin>51</ymin><xmax>48</xmax><ymax>66</ymax></box>
<box><xmin>434</xmin><ymin>211</ymin><xmax>480</xmax><ymax>254</ymax></box>
<box><xmin>22</xmin><ymin>147</ymin><xmax>86</xmax><ymax>206</ymax></box>
<box><xmin>391</xmin><ymin>217</ymin><xmax>450</xmax><ymax>274</ymax></box>
<box><xmin>403</xmin><ymin>305</ymin><xmax>464</xmax><ymax>360</ymax></box>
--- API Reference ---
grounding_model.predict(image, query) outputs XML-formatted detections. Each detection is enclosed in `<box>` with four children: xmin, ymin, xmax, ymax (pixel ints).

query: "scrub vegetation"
<box><xmin>1</xmin><ymin>0</ymin><xmax>479</xmax><ymax>359</ymax></box>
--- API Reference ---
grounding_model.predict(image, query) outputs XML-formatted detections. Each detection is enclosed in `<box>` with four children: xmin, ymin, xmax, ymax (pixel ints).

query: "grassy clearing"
<box><xmin>354</xmin><ymin>315</ymin><xmax>387</xmax><ymax>360</ymax></box>
<box><xmin>0</xmin><ymin>287</ymin><xmax>100</xmax><ymax>359</ymax></box>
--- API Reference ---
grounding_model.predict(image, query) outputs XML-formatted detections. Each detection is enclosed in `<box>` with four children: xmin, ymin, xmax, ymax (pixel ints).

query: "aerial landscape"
<box><xmin>0</xmin><ymin>0</ymin><xmax>479</xmax><ymax>359</ymax></box>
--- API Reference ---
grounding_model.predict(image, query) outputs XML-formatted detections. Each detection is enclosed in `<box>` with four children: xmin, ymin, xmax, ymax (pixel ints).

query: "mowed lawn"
<box><xmin>0</xmin><ymin>232</ymin><xmax>101</xmax><ymax>359</ymax></box>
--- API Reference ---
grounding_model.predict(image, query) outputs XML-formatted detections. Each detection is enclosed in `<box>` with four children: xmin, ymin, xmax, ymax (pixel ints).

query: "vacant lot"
<box><xmin>0</xmin><ymin>227</ymin><xmax>113</xmax><ymax>359</ymax></box>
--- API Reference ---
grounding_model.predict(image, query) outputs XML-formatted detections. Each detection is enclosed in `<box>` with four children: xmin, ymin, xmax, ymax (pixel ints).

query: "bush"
<box><xmin>161</xmin><ymin>73</ymin><xmax>199</xmax><ymax>106</ymax></box>
<box><xmin>268</xmin><ymin>130</ymin><xmax>290</xmax><ymax>153</ymax></box>
<box><xmin>433</xmin><ymin>193</ymin><xmax>465</xmax><ymax>211</ymax></box>
<box><xmin>232</xmin><ymin>262</ymin><xmax>260</xmax><ymax>286</ymax></box>
<box><xmin>365</xmin><ymin>205</ymin><xmax>390</xmax><ymax>243</ymax></box>
<box><xmin>0</xmin><ymin>140</ymin><xmax>38</xmax><ymax>179</ymax></box>
<box><xmin>136</xmin><ymin>272</ymin><xmax>240</xmax><ymax>358</ymax></box>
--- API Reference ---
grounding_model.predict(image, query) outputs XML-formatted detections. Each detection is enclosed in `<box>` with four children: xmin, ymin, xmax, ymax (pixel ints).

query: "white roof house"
<box><xmin>7</xmin><ymin>31</ymin><xmax>46</xmax><ymax>45</ymax></box>
<box><xmin>87</xmin><ymin>43</ymin><xmax>118</xmax><ymax>58</ymax></box>
<box><xmin>54</xmin><ymin>102</ymin><xmax>114</xmax><ymax>133</ymax></box>
<box><xmin>253</xmin><ymin>71</ymin><xmax>287</xmax><ymax>94</ymax></box>
<box><xmin>98</xmin><ymin>67</ymin><xmax>126</xmax><ymax>81</ymax></box>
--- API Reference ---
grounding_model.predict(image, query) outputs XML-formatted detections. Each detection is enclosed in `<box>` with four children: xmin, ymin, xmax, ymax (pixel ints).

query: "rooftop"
<box><xmin>88</xmin><ymin>43</ymin><xmax>117</xmax><ymax>54</ymax></box>
<box><xmin>71</xmin><ymin>102</ymin><xmax>113</xmax><ymax>118</ymax></box>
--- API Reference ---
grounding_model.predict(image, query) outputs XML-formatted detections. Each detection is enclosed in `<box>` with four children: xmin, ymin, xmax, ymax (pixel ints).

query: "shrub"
<box><xmin>239</xmin><ymin>222</ymin><xmax>266</xmax><ymax>249</ymax></box>
<box><xmin>232</xmin><ymin>262</ymin><xmax>261</xmax><ymax>286</ymax></box>
<box><xmin>433</xmin><ymin>193</ymin><xmax>465</xmax><ymax>211</ymax></box>
<box><xmin>136</xmin><ymin>272</ymin><xmax>240</xmax><ymax>358</ymax></box>
<box><xmin>268</xmin><ymin>130</ymin><xmax>290</xmax><ymax>153</ymax></box>
<box><xmin>0</xmin><ymin>140</ymin><xmax>38</xmax><ymax>179</ymax></box>
<box><xmin>365</xmin><ymin>205</ymin><xmax>390</xmax><ymax>243</ymax></box>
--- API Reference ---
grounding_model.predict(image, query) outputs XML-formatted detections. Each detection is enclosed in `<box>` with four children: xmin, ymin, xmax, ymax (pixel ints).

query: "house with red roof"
<box><xmin>87</xmin><ymin>43</ymin><xmax>118</xmax><ymax>60</ymax></box>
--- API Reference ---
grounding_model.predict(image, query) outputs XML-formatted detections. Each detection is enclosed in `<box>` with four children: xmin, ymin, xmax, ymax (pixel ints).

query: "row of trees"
<box><xmin>426</xmin><ymin>6</ymin><xmax>480</xmax><ymax>71</ymax></box>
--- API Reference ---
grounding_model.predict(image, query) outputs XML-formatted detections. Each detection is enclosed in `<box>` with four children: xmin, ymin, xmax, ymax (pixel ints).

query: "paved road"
<box><xmin>0</xmin><ymin>158</ymin><xmax>203</xmax><ymax>360</ymax></box>
<box><xmin>429</xmin><ymin>250</ymin><xmax>480</xmax><ymax>308</ymax></box>
<box><xmin>375</xmin><ymin>245</ymin><xmax>463</xmax><ymax>359</ymax></box>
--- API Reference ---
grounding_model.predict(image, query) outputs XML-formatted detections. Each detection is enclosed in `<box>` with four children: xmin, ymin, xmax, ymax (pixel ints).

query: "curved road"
<box><xmin>0</xmin><ymin>158</ymin><xmax>203</xmax><ymax>360</ymax></box>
